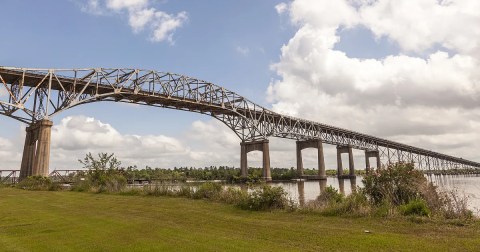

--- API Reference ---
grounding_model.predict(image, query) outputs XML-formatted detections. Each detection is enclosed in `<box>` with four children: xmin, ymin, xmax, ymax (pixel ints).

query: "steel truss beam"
<box><xmin>1</xmin><ymin>67</ymin><xmax>479</xmax><ymax>171</ymax></box>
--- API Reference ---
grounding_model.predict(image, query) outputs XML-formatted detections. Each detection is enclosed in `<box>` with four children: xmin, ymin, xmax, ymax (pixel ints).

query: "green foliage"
<box><xmin>193</xmin><ymin>182</ymin><xmax>223</xmax><ymax>199</ymax></box>
<box><xmin>363</xmin><ymin>162</ymin><xmax>427</xmax><ymax>206</ymax></box>
<box><xmin>318</xmin><ymin>186</ymin><xmax>344</xmax><ymax>204</ymax></box>
<box><xmin>16</xmin><ymin>176</ymin><xmax>61</xmax><ymax>191</ymax></box>
<box><xmin>400</xmin><ymin>199</ymin><xmax>431</xmax><ymax>217</ymax></box>
<box><xmin>306</xmin><ymin>188</ymin><xmax>370</xmax><ymax>217</ymax></box>
<box><xmin>236</xmin><ymin>185</ymin><xmax>291</xmax><ymax>211</ymax></box>
<box><xmin>73</xmin><ymin>153</ymin><xmax>127</xmax><ymax>192</ymax></box>
<box><xmin>79</xmin><ymin>152</ymin><xmax>122</xmax><ymax>170</ymax></box>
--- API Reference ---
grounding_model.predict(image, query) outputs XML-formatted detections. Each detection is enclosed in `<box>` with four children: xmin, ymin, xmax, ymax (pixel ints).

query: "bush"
<box><xmin>307</xmin><ymin>189</ymin><xmax>370</xmax><ymax>217</ymax></box>
<box><xmin>16</xmin><ymin>176</ymin><xmax>61</xmax><ymax>191</ymax></box>
<box><xmin>71</xmin><ymin>177</ymin><xmax>94</xmax><ymax>192</ymax></box>
<box><xmin>177</xmin><ymin>186</ymin><xmax>194</xmax><ymax>197</ymax></box>
<box><xmin>318</xmin><ymin>186</ymin><xmax>344</xmax><ymax>204</ymax></box>
<box><xmin>400</xmin><ymin>199</ymin><xmax>431</xmax><ymax>217</ymax></box>
<box><xmin>193</xmin><ymin>182</ymin><xmax>223</xmax><ymax>199</ymax></box>
<box><xmin>237</xmin><ymin>185</ymin><xmax>291</xmax><ymax>211</ymax></box>
<box><xmin>441</xmin><ymin>189</ymin><xmax>473</xmax><ymax>220</ymax></box>
<box><xmin>363</xmin><ymin>162</ymin><xmax>430</xmax><ymax>206</ymax></box>
<box><xmin>217</xmin><ymin>187</ymin><xmax>248</xmax><ymax>204</ymax></box>
<box><xmin>144</xmin><ymin>184</ymin><xmax>175</xmax><ymax>197</ymax></box>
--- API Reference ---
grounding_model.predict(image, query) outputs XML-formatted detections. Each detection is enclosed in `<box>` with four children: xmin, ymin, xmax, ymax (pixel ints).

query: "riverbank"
<box><xmin>1</xmin><ymin>187</ymin><xmax>479</xmax><ymax>251</ymax></box>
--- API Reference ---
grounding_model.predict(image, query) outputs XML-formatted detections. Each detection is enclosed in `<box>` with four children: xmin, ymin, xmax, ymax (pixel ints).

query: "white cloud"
<box><xmin>268</xmin><ymin>0</ymin><xmax>480</xmax><ymax>161</ymax></box>
<box><xmin>50</xmin><ymin>116</ymin><xmax>190</xmax><ymax>168</ymax></box>
<box><xmin>0</xmin><ymin>136</ymin><xmax>22</xmax><ymax>169</ymax></box>
<box><xmin>359</xmin><ymin>0</ymin><xmax>480</xmax><ymax>56</ymax></box>
<box><xmin>235</xmin><ymin>46</ymin><xmax>250</xmax><ymax>56</ymax></box>
<box><xmin>275</xmin><ymin>3</ymin><xmax>288</xmax><ymax>14</ymax></box>
<box><xmin>80</xmin><ymin>0</ymin><xmax>187</xmax><ymax>43</ymax></box>
<box><xmin>106</xmin><ymin>0</ymin><xmax>148</xmax><ymax>10</ymax></box>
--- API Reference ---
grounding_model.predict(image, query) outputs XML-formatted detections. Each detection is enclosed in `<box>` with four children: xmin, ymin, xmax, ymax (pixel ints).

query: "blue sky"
<box><xmin>1</xmin><ymin>0</ymin><xmax>480</xmax><ymax>170</ymax></box>
<box><xmin>0</xmin><ymin>0</ymin><xmax>290</xmax><ymax>134</ymax></box>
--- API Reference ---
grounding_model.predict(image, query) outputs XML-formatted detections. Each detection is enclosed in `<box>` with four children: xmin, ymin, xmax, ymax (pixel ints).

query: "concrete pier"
<box><xmin>365</xmin><ymin>150</ymin><xmax>381</xmax><ymax>174</ymax></box>
<box><xmin>19</xmin><ymin>119</ymin><xmax>53</xmax><ymax>179</ymax></box>
<box><xmin>296</xmin><ymin>139</ymin><xmax>326</xmax><ymax>179</ymax></box>
<box><xmin>240</xmin><ymin>139</ymin><xmax>271</xmax><ymax>181</ymax></box>
<box><xmin>337</xmin><ymin>145</ymin><xmax>355</xmax><ymax>178</ymax></box>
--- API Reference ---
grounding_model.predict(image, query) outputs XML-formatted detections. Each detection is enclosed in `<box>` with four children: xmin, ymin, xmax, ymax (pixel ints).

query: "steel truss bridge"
<box><xmin>0</xmin><ymin>67</ymin><xmax>479</xmax><ymax>180</ymax></box>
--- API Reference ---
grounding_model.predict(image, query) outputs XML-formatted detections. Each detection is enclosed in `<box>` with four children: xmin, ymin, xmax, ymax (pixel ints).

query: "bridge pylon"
<box><xmin>19</xmin><ymin>119</ymin><xmax>53</xmax><ymax>180</ymax></box>
<box><xmin>240</xmin><ymin>140</ymin><xmax>271</xmax><ymax>181</ymax></box>
<box><xmin>296</xmin><ymin>139</ymin><xmax>326</xmax><ymax>179</ymax></box>
<box><xmin>365</xmin><ymin>150</ymin><xmax>381</xmax><ymax>174</ymax></box>
<box><xmin>337</xmin><ymin>145</ymin><xmax>355</xmax><ymax>179</ymax></box>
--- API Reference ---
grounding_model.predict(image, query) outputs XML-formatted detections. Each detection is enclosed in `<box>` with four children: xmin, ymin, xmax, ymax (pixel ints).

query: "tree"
<box><xmin>79</xmin><ymin>152</ymin><xmax>122</xmax><ymax>171</ymax></box>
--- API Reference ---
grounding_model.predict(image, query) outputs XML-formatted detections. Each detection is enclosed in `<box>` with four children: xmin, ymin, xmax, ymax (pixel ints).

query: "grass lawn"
<box><xmin>0</xmin><ymin>187</ymin><xmax>479</xmax><ymax>251</ymax></box>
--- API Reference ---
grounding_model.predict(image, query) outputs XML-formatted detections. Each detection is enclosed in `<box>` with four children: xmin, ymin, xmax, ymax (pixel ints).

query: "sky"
<box><xmin>1</xmin><ymin>0</ymin><xmax>480</xmax><ymax>171</ymax></box>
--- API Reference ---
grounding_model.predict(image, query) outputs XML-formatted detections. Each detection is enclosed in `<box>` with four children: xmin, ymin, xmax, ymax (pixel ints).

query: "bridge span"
<box><xmin>1</xmin><ymin>67</ymin><xmax>479</xmax><ymax>181</ymax></box>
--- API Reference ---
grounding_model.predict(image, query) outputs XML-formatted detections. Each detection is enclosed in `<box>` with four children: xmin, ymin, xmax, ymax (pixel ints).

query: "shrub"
<box><xmin>193</xmin><ymin>182</ymin><xmax>223</xmax><ymax>199</ymax></box>
<box><xmin>71</xmin><ymin>177</ymin><xmax>94</xmax><ymax>192</ymax></box>
<box><xmin>237</xmin><ymin>185</ymin><xmax>290</xmax><ymax>211</ymax></box>
<box><xmin>16</xmin><ymin>176</ymin><xmax>61</xmax><ymax>191</ymax></box>
<box><xmin>217</xmin><ymin>187</ymin><xmax>248</xmax><ymax>204</ymax></box>
<box><xmin>310</xmin><ymin>189</ymin><xmax>370</xmax><ymax>217</ymax></box>
<box><xmin>144</xmin><ymin>184</ymin><xmax>175</xmax><ymax>197</ymax></box>
<box><xmin>318</xmin><ymin>186</ymin><xmax>344</xmax><ymax>204</ymax></box>
<box><xmin>363</xmin><ymin>162</ymin><xmax>428</xmax><ymax>206</ymax></box>
<box><xmin>441</xmin><ymin>189</ymin><xmax>473</xmax><ymax>220</ymax></box>
<box><xmin>400</xmin><ymin>199</ymin><xmax>431</xmax><ymax>217</ymax></box>
<box><xmin>177</xmin><ymin>186</ymin><xmax>193</xmax><ymax>197</ymax></box>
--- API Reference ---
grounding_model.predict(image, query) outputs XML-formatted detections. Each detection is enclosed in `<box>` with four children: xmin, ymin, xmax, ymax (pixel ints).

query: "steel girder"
<box><xmin>1</xmin><ymin>67</ymin><xmax>479</xmax><ymax>171</ymax></box>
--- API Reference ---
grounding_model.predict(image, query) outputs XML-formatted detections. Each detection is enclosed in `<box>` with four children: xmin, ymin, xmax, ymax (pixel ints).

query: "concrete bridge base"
<box><xmin>337</xmin><ymin>145</ymin><xmax>354</xmax><ymax>178</ymax></box>
<box><xmin>365</xmin><ymin>150</ymin><xmax>381</xmax><ymax>174</ymax></box>
<box><xmin>19</xmin><ymin>119</ymin><xmax>53</xmax><ymax>180</ymax></box>
<box><xmin>240</xmin><ymin>140</ymin><xmax>271</xmax><ymax>181</ymax></box>
<box><xmin>296</xmin><ymin>139</ymin><xmax>326</xmax><ymax>179</ymax></box>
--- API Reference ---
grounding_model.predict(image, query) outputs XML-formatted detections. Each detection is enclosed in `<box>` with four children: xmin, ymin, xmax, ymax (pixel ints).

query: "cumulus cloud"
<box><xmin>50</xmin><ymin>116</ymin><xmax>192</xmax><ymax>168</ymax></box>
<box><xmin>0</xmin><ymin>136</ymin><xmax>22</xmax><ymax>169</ymax></box>
<box><xmin>80</xmin><ymin>0</ymin><xmax>187</xmax><ymax>43</ymax></box>
<box><xmin>268</xmin><ymin>0</ymin><xmax>480</xmax><ymax>161</ymax></box>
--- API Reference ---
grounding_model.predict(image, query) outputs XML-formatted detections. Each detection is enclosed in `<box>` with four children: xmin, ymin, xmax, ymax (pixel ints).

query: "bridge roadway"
<box><xmin>1</xmin><ymin>67</ymin><xmax>479</xmax><ymax>181</ymax></box>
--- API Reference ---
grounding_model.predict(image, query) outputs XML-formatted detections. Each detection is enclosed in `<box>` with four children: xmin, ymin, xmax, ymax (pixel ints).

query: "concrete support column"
<box><xmin>262</xmin><ymin>140</ymin><xmax>271</xmax><ymax>180</ymax></box>
<box><xmin>365</xmin><ymin>150</ymin><xmax>380</xmax><ymax>174</ymax></box>
<box><xmin>337</xmin><ymin>147</ymin><xmax>343</xmax><ymax>177</ymax></box>
<box><xmin>240</xmin><ymin>139</ymin><xmax>271</xmax><ymax>181</ymax></box>
<box><xmin>19</xmin><ymin>119</ymin><xmax>53</xmax><ymax>180</ymax></box>
<box><xmin>240</xmin><ymin>143</ymin><xmax>248</xmax><ymax>178</ymax></box>
<box><xmin>337</xmin><ymin>145</ymin><xmax>354</xmax><ymax>178</ymax></box>
<box><xmin>35</xmin><ymin>120</ymin><xmax>53</xmax><ymax>176</ymax></box>
<box><xmin>348</xmin><ymin>146</ymin><xmax>354</xmax><ymax>176</ymax></box>
<box><xmin>296</xmin><ymin>142</ymin><xmax>303</xmax><ymax>176</ymax></box>
<box><xmin>317</xmin><ymin>140</ymin><xmax>326</xmax><ymax>179</ymax></box>
<box><xmin>296</xmin><ymin>139</ymin><xmax>326</xmax><ymax>180</ymax></box>
<box><xmin>20</xmin><ymin>126</ymin><xmax>35</xmax><ymax>179</ymax></box>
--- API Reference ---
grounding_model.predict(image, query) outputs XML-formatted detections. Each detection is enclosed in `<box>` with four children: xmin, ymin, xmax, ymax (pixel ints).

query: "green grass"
<box><xmin>1</xmin><ymin>187</ymin><xmax>479</xmax><ymax>251</ymax></box>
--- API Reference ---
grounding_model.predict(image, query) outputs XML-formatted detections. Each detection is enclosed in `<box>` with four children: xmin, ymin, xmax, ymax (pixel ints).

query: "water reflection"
<box><xmin>338</xmin><ymin>179</ymin><xmax>345</xmax><ymax>194</ymax></box>
<box><xmin>298</xmin><ymin>181</ymin><xmax>305</xmax><ymax>207</ymax></box>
